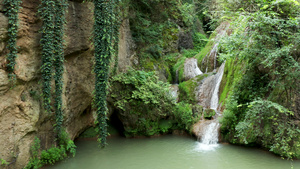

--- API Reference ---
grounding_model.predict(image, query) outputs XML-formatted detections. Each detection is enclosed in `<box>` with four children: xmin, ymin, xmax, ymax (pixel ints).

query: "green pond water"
<box><xmin>48</xmin><ymin>135</ymin><xmax>300</xmax><ymax>169</ymax></box>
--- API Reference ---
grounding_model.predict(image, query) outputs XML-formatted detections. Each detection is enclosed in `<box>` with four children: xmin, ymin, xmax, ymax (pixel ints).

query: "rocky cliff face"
<box><xmin>0</xmin><ymin>1</ymin><xmax>134</xmax><ymax>168</ymax></box>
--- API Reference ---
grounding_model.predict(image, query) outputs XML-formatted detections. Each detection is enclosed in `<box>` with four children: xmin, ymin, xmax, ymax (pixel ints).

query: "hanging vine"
<box><xmin>38</xmin><ymin>0</ymin><xmax>68</xmax><ymax>141</ymax></box>
<box><xmin>53</xmin><ymin>0</ymin><xmax>68</xmax><ymax>140</ymax></box>
<box><xmin>38</xmin><ymin>0</ymin><xmax>56</xmax><ymax>113</ymax></box>
<box><xmin>93</xmin><ymin>0</ymin><xmax>119</xmax><ymax>147</ymax></box>
<box><xmin>112</xmin><ymin>0</ymin><xmax>121</xmax><ymax>75</ymax></box>
<box><xmin>3</xmin><ymin>0</ymin><xmax>22</xmax><ymax>79</ymax></box>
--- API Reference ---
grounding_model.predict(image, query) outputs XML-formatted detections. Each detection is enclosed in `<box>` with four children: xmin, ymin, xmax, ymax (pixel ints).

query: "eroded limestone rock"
<box><xmin>184</xmin><ymin>58</ymin><xmax>203</xmax><ymax>81</ymax></box>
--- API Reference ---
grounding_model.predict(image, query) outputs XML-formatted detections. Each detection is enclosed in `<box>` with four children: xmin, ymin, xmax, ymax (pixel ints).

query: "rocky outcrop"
<box><xmin>183</xmin><ymin>58</ymin><xmax>203</xmax><ymax>81</ymax></box>
<box><xmin>198</xmin><ymin>22</ymin><xmax>230</xmax><ymax>73</ymax></box>
<box><xmin>0</xmin><ymin>0</ymin><xmax>136</xmax><ymax>168</ymax></box>
<box><xmin>117</xmin><ymin>19</ymin><xmax>137</xmax><ymax>73</ymax></box>
<box><xmin>178</xmin><ymin>31</ymin><xmax>193</xmax><ymax>51</ymax></box>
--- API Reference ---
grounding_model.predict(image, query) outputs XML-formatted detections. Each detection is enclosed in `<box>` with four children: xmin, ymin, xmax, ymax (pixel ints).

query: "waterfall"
<box><xmin>210</xmin><ymin>62</ymin><xmax>225</xmax><ymax>111</ymax></box>
<box><xmin>201</xmin><ymin>122</ymin><xmax>219</xmax><ymax>145</ymax></box>
<box><xmin>195</xmin><ymin>63</ymin><xmax>225</xmax><ymax>150</ymax></box>
<box><xmin>196</xmin><ymin>121</ymin><xmax>220</xmax><ymax>151</ymax></box>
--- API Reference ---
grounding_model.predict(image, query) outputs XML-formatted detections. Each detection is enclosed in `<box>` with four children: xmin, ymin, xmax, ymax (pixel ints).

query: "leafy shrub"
<box><xmin>217</xmin><ymin>0</ymin><xmax>300</xmax><ymax>158</ymax></box>
<box><xmin>0</xmin><ymin>158</ymin><xmax>9</xmax><ymax>168</ymax></box>
<box><xmin>24</xmin><ymin>131</ymin><xmax>76</xmax><ymax>169</ymax></box>
<box><xmin>192</xmin><ymin>32</ymin><xmax>208</xmax><ymax>50</ymax></box>
<box><xmin>111</xmin><ymin>69</ymin><xmax>176</xmax><ymax>136</ymax></box>
<box><xmin>181</xmin><ymin>49</ymin><xmax>198</xmax><ymax>58</ymax></box>
<box><xmin>173</xmin><ymin>102</ymin><xmax>200</xmax><ymax>131</ymax></box>
<box><xmin>204</xmin><ymin>109</ymin><xmax>216</xmax><ymax>119</ymax></box>
<box><xmin>235</xmin><ymin>100</ymin><xmax>300</xmax><ymax>158</ymax></box>
<box><xmin>40</xmin><ymin>147</ymin><xmax>66</xmax><ymax>165</ymax></box>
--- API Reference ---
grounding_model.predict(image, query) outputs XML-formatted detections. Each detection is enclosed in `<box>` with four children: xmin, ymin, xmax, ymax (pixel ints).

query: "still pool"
<box><xmin>48</xmin><ymin>135</ymin><xmax>300</xmax><ymax>169</ymax></box>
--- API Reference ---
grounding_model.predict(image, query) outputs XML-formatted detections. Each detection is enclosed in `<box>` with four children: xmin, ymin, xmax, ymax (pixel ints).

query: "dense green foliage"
<box><xmin>110</xmin><ymin>69</ymin><xmax>200</xmax><ymax>136</ymax></box>
<box><xmin>53</xmin><ymin>0</ymin><xmax>68</xmax><ymax>141</ymax></box>
<box><xmin>111</xmin><ymin>69</ymin><xmax>175</xmax><ymax>136</ymax></box>
<box><xmin>112</xmin><ymin>1</ymin><xmax>121</xmax><ymax>75</ymax></box>
<box><xmin>218</xmin><ymin>0</ymin><xmax>300</xmax><ymax>158</ymax></box>
<box><xmin>204</xmin><ymin>109</ymin><xmax>216</xmax><ymax>119</ymax></box>
<box><xmin>24</xmin><ymin>132</ymin><xmax>76</xmax><ymax>169</ymax></box>
<box><xmin>3</xmin><ymin>0</ymin><xmax>22</xmax><ymax>79</ymax></box>
<box><xmin>38</xmin><ymin>0</ymin><xmax>68</xmax><ymax>143</ymax></box>
<box><xmin>178</xmin><ymin>74</ymin><xmax>209</xmax><ymax>103</ymax></box>
<box><xmin>38</xmin><ymin>0</ymin><xmax>55</xmax><ymax>113</ymax></box>
<box><xmin>127</xmin><ymin>0</ymin><xmax>206</xmax><ymax>59</ymax></box>
<box><xmin>235</xmin><ymin>100</ymin><xmax>299</xmax><ymax>158</ymax></box>
<box><xmin>93</xmin><ymin>0</ymin><xmax>119</xmax><ymax>147</ymax></box>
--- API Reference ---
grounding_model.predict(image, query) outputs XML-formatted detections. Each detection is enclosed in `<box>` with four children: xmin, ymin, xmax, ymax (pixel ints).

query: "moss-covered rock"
<box><xmin>195</xmin><ymin>32</ymin><xmax>217</xmax><ymax>72</ymax></box>
<box><xmin>178</xmin><ymin>74</ymin><xmax>209</xmax><ymax>104</ymax></box>
<box><xmin>192</xmin><ymin>104</ymin><xmax>204</xmax><ymax>117</ymax></box>
<box><xmin>196</xmin><ymin>22</ymin><xmax>230</xmax><ymax>73</ymax></box>
<box><xmin>79</xmin><ymin>127</ymin><xmax>98</xmax><ymax>138</ymax></box>
<box><xmin>218</xmin><ymin>58</ymin><xmax>246</xmax><ymax>110</ymax></box>
<box><xmin>204</xmin><ymin>109</ymin><xmax>216</xmax><ymax>119</ymax></box>
<box><xmin>139</xmin><ymin>57</ymin><xmax>173</xmax><ymax>83</ymax></box>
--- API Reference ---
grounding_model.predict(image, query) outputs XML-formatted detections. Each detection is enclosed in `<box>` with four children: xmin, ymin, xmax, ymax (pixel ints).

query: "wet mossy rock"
<box><xmin>178</xmin><ymin>73</ymin><xmax>209</xmax><ymax>104</ymax></box>
<box><xmin>79</xmin><ymin>127</ymin><xmax>98</xmax><ymax>138</ymax></box>
<box><xmin>196</xmin><ymin>22</ymin><xmax>230</xmax><ymax>73</ymax></box>
<box><xmin>140</xmin><ymin>58</ymin><xmax>173</xmax><ymax>83</ymax></box>
<box><xmin>192</xmin><ymin>104</ymin><xmax>204</xmax><ymax>116</ymax></box>
<box><xmin>218</xmin><ymin>58</ymin><xmax>246</xmax><ymax>110</ymax></box>
<box><xmin>204</xmin><ymin>109</ymin><xmax>216</xmax><ymax>119</ymax></box>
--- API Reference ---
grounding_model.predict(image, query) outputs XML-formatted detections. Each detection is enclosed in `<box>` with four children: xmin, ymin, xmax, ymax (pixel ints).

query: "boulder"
<box><xmin>184</xmin><ymin>58</ymin><xmax>203</xmax><ymax>81</ymax></box>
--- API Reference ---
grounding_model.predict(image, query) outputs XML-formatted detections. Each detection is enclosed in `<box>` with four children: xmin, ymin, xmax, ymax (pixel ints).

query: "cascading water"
<box><xmin>201</xmin><ymin>122</ymin><xmax>220</xmax><ymax>145</ymax></box>
<box><xmin>210</xmin><ymin>62</ymin><xmax>225</xmax><ymax>111</ymax></box>
<box><xmin>196</xmin><ymin>120</ymin><xmax>220</xmax><ymax>151</ymax></box>
<box><xmin>196</xmin><ymin>62</ymin><xmax>225</xmax><ymax>151</ymax></box>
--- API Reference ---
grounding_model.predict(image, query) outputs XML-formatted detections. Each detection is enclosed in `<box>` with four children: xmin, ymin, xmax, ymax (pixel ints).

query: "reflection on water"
<box><xmin>48</xmin><ymin>135</ymin><xmax>299</xmax><ymax>169</ymax></box>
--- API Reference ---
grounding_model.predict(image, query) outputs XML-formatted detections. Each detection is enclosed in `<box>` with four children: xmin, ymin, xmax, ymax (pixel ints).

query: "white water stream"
<box><xmin>198</xmin><ymin>62</ymin><xmax>225</xmax><ymax>150</ymax></box>
<box><xmin>210</xmin><ymin>62</ymin><xmax>225</xmax><ymax>111</ymax></box>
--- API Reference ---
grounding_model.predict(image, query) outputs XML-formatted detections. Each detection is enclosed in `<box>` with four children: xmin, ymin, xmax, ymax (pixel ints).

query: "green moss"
<box><xmin>192</xmin><ymin>104</ymin><xmax>204</xmax><ymax>116</ymax></box>
<box><xmin>204</xmin><ymin>109</ymin><xmax>216</xmax><ymax>119</ymax></box>
<box><xmin>195</xmin><ymin>32</ymin><xmax>217</xmax><ymax>70</ymax></box>
<box><xmin>158</xmin><ymin>119</ymin><xmax>174</xmax><ymax>133</ymax></box>
<box><xmin>141</xmin><ymin>58</ymin><xmax>155</xmax><ymax>71</ymax></box>
<box><xmin>219</xmin><ymin>58</ymin><xmax>245</xmax><ymax>105</ymax></box>
<box><xmin>172</xmin><ymin>56</ymin><xmax>186</xmax><ymax>83</ymax></box>
<box><xmin>179</xmin><ymin>79</ymin><xmax>197</xmax><ymax>103</ymax></box>
<box><xmin>178</xmin><ymin>74</ymin><xmax>209</xmax><ymax>104</ymax></box>
<box><xmin>173</xmin><ymin>102</ymin><xmax>200</xmax><ymax>132</ymax></box>
<box><xmin>79</xmin><ymin>127</ymin><xmax>98</xmax><ymax>138</ymax></box>
<box><xmin>164</xmin><ymin>65</ymin><xmax>173</xmax><ymax>83</ymax></box>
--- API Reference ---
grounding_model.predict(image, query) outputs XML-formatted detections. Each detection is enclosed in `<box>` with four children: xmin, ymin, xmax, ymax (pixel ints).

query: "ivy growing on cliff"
<box><xmin>93</xmin><ymin>0</ymin><xmax>117</xmax><ymax>147</ymax></box>
<box><xmin>3</xmin><ymin>0</ymin><xmax>22</xmax><ymax>79</ymax></box>
<box><xmin>38</xmin><ymin>0</ymin><xmax>55</xmax><ymax>113</ymax></box>
<box><xmin>112</xmin><ymin>0</ymin><xmax>121</xmax><ymax>75</ymax></box>
<box><xmin>38</xmin><ymin>0</ymin><xmax>68</xmax><ymax>141</ymax></box>
<box><xmin>53</xmin><ymin>0</ymin><xmax>68</xmax><ymax>140</ymax></box>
